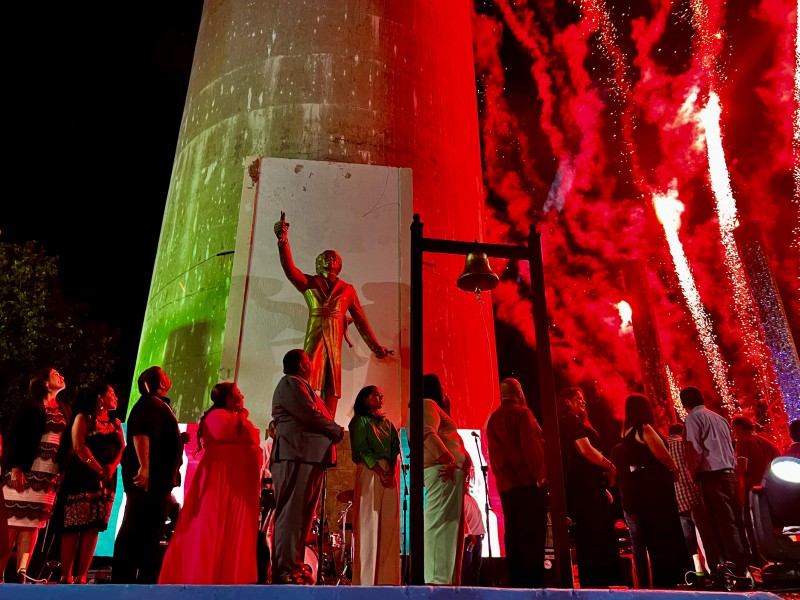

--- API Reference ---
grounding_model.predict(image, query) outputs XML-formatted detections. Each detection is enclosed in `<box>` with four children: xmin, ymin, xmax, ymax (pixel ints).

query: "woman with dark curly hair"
<box><xmin>59</xmin><ymin>381</ymin><xmax>124</xmax><ymax>584</ymax></box>
<box><xmin>557</xmin><ymin>386</ymin><xmax>621</xmax><ymax>588</ymax></box>
<box><xmin>349</xmin><ymin>385</ymin><xmax>400</xmax><ymax>585</ymax></box>
<box><xmin>158</xmin><ymin>382</ymin><xmax>262</xmax><ymax>584</ymax></box>
<box><xmin>1</xmin><ymin>367</ymin><xmax>69</xmax><ymax>582</ymax></box>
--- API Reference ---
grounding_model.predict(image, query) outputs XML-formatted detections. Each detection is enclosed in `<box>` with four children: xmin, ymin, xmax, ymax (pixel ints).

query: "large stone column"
<box><xmin>623</xmin><ymin>260</ymin><xmax>676</xmax><ymax>433</ymax></box>
<box><xmin>133</xmin><ymin>0</ymin><xmax>495</xmax><ymax>430</ymax></box>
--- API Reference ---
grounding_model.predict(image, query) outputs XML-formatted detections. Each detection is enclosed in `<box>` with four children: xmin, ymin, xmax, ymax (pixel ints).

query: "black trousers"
<box><xmin>697</xmin><ymin>470</ymin><xmax>750</xmax><ymax>575</ymax></box>
<box><xmin>500</xmin><ymin>484</ymin><xmax>548</xmax><ymax>588</ymax></box>
<box><xmin>461</xmin><ymin>534</ymin><xmax>483</xmax><ymax>585</ymax></box>
<box><xmin>568</xmin><ymin>480</ymin><xmax>622</xmax><ymax>587</ymax></box>
<box><xmin>112</xmin><ymin>486</ymin><xmax>172</xmax><ymax>584</ymax></box>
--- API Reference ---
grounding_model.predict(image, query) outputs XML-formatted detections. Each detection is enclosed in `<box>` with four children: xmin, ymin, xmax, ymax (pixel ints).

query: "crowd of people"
<box><xmin>0</xmin><ymin>356</ymin><xmax>797</xmax><ymax>589</ymax></box>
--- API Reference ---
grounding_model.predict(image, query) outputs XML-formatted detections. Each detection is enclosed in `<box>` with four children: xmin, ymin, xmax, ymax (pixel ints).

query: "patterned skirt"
<box><xmin>62</xmin><ymin>486</ymin><xmax>115</xmax><ymax>532</ymax></box>
<box><xmin>3</xmin><ymin>407</ymin><xmax>66</xmax><ymax>528</ymax></box>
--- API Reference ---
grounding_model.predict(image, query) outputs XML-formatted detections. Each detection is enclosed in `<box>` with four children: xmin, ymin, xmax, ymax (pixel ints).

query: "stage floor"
<box><xmin>0</xmin><ymin>585</ymin><xmax>787</xmax><ymax>600</ymax></box>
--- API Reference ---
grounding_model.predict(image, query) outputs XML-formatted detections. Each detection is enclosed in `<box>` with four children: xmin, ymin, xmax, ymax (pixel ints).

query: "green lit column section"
<box><xmin>132</xmin><ymin>0</ymin><xmax>494</xmax><ymax>428</ymax></box>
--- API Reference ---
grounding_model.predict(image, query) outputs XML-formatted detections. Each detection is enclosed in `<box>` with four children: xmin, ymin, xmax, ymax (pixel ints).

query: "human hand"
<box><xmin>374</xmin><ymin>346</ymin><xmax>393</xmax><ymax>359</ymax></box>
<box><xmin>133</xmin><ymin>466</ymin><xmax>150</xmax><ymax>491</ymax></box>
<box><xmin>100</xmin><ymin>465</ymin><xmax>114</xmax><ymax>480</ymax></box>
<box><xmin>274</xmin><ymin>212</ymin><xmax>289</xmax><ymax>243</ymax></box>
<box><xmin>376</xmin><ymin>459</ymin><xmax>390</xmax><ymax>473</ymax></box>
<box><xmin>10</xmin><ymin>468</ymin><xmax>26</xmax><ymax>493</ymax></box>
<box><xmin>333</xmin><ymin>426</ymin><xmax>345</xmax><ymax>443</ymax></box>
<box><xmin>605</xmin><ymin>463</ymin><xmax>616</xmax><ymax>487</ymax></box>
<box><xmin>439</xmin><ymin>462</ymin><xmax>457</xmax><ymax>481</ymax></box>
<box><xmin>380</xmin><ymin>465</ymin><xmax>396</xmax><ymax>487</ymax></box>
<box><xmin>605</xmin><ymin>488</ymin><xmax>614</xmax><ymax>504</ymax></box>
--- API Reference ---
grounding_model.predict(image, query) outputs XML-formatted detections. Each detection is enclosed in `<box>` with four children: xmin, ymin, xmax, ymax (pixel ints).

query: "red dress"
<box><xmin>159</xmin><ymin>409</ymin><xmax>262</xmax><ymax>584</ymax></box>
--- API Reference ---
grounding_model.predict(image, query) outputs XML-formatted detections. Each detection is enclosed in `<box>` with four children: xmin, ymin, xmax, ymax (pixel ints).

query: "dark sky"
<box><xmin>3</xmin><ymin>2</ymin><xmax>205</xmax><ymax>393</ymax></box>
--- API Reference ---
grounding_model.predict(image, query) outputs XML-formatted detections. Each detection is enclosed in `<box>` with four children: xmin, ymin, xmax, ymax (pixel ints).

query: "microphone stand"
<box><xmin>399</xmin><ymin>453</ymin><xmax>411</xmax><ymax>583</ymax></box>
<box><xmin>316</xmin><ymin>469</ymin><xmax>328</xmax><ymax>585</ymax></box>
<box><xmin>472</xmin><ymin>432</ymin><xmax>492</xmax><ymax>558</ymax></box>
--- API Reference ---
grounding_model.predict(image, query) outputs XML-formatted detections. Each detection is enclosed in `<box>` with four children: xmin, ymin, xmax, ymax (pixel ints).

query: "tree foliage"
<box><xmin>0</xmin><ymin>241</ymin><xmax>118</xmax><ymax>425</ymax></box>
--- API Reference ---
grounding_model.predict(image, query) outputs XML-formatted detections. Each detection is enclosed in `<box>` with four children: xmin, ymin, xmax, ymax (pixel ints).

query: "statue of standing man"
<box><xmin>274</xmin><ymin>212</ymin><xmax>392</xmax><ymax>417</ymax></box>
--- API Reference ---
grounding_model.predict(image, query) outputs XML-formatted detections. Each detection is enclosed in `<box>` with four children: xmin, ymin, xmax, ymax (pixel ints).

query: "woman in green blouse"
<box><xmin>348</xmin><ymin>385</ymin><xmax>401</xmax><ymax>585</ymax></box>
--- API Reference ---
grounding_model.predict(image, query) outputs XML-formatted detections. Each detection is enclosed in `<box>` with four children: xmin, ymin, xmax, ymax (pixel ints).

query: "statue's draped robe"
<box><xmin>302</xmin><ymin>275</ymin><xmax>381</xmax><ymax>399</ymax></box>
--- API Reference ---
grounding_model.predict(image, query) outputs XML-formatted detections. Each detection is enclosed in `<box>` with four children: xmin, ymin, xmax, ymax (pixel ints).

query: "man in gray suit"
<box><xmin>271</xmin><ymin>349</ymin><xmax>345</xmax><ymax>584</ymax></box>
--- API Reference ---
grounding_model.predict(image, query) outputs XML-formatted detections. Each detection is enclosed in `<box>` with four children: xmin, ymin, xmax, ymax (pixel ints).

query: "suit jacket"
<box><xmin>271</xmin><ymin>374</ymin><xmax>343</xmax><ymax>467</ymax></box>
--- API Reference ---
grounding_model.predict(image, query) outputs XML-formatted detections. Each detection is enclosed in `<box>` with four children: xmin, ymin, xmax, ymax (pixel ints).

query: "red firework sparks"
<box><xmin>474</xmin><ymin>0</ymin><xmax>799</xmax><ymax>438</ymax></box>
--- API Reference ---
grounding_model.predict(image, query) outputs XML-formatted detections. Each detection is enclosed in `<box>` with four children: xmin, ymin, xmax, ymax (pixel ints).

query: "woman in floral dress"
<box><xmin>1</xmin><ymin>367</ymin><xmax>69</xmax><ymax>582</ymax></box>
<box><xmin>59</xmin><ymin>381</ymin><xmax>124</xmax><ymax>583</ymax></box>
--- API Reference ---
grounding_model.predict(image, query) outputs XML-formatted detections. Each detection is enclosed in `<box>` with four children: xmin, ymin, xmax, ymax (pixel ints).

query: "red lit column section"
<box><xmin>734</xmin><ymin>223</ymin><xmax>798</xmax><ymax>442</ymax></box>
<box><xmin>623</xmin><ymin>260</ymin><xmax>675</xmax><ymax>432</ymax></box>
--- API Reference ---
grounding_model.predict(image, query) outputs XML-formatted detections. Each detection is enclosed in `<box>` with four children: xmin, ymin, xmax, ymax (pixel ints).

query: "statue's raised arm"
<box><xmin>274</xmin><ymin>212</ymin><xmax>311</xmax><ymax>291</ymax></box>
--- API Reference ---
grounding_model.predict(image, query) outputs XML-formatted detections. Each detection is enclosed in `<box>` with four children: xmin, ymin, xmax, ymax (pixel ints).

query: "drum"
<box><xmin>303</xmin><ymin>546</ymin><xmax>318</xmax><ymax>585</ymax></box>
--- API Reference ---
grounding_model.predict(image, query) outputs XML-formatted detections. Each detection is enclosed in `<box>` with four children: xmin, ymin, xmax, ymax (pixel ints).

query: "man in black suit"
<box><xmin>270</xmin><ymin>349</ymin><xmax>344</xmax><ymax>584</ymax></box>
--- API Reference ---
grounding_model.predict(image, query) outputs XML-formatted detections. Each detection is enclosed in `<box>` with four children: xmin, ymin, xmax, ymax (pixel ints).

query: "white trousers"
<box><xmin>353</xmin><ymin>461</ymin><xmax>401</xmax><ymax>585</ymax></box>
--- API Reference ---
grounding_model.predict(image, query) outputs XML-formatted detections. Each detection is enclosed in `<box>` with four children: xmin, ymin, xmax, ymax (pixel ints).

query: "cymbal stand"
<box><xmin>336</xmin><ymin>501</ymin><xmax>353</xmax><ymax>585</ymax></box>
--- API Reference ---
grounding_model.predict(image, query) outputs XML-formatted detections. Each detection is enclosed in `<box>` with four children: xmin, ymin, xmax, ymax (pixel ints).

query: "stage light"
<box><xmin>761</xmin><ymin>456</ymin><xmax>800</xmax><ymax>530</ymax></box>
<box><xmin>748</xmin><ymin>456</ymin><xmax>800</xmax><ymax>588</ymax></box>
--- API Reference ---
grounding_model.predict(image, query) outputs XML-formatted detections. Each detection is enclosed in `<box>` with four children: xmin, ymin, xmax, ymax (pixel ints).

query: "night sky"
<box><xmin>3</xmin><ymin>1</ymin><xmax>205</xmax><ymax>395</ymax></box>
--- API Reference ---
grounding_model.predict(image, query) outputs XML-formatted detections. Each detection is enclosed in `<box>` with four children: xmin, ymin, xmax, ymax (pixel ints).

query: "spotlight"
<box><xmin>748</xmin><ymin>456</ymin><xmax>800</xmax><ymax>589</ymax></box>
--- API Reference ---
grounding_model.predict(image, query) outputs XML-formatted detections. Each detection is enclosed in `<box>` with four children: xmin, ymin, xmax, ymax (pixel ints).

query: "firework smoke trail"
<box><xmin>576</xmin><ymin>0</ymin><xmax>651</xmax><ymax>189</ymax></box>
<box><xmin>689</xmin><ymin>0</ymin><xmax>785</xmax><ymax>406</ymax></box>
<box><xmin>654</xmin><ymin>190</ymin><xmax>738</xmax><ymax>415</ymax></box>
<box><xmin>666</xmin><ymin>365</ymin><xmax>687</xmax><ymax>421</ymax></box>
<box><xmin>493</xmin><ymin>0</ymin><xmax>565</xmax><ymax>159</ymax></box>
<box><xmin>484</xmin><ymin>1</ymin><xmax>641</xmax><ymax>410</ymax></box>
<box><xmin>699</xmin><ymin>93</ymin><xmax>782</xmax><ymax>405</ymax></box>
<box><xmin>476</xmin><ymin>0</ymin><xmax>796</xmax><ymax>420</ymax></box>
<box><xmin>689</xmin><ymin>0</ymin><xmax>725</xmax><ymax>80</ymax></box>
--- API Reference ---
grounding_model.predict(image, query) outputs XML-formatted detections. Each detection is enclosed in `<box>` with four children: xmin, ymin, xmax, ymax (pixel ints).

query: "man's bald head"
<box><xmin>500</xmin><ymin>378</ymin><xmax>524</xmax><ymax>405</ymax></box>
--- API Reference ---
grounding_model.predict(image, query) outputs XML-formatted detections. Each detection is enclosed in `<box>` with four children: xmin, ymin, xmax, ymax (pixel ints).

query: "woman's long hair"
<box><xmin>623</xmin><ymin>393</ymin><xmax>654</xmax><ymax>430</ymax></box>
<box><xmin>353</xmin><ymin>385</ymin><xmax>378</xmax><ymax>417</ymax></box>
<box><xmin>72</xmin><ymin>381</ymin><xmax>111</xmax><ymax>418</ymax></box>
<box><xmin>29</xmin><ymin>367</ymin><xmax>54</xmax><ymax>402</ymax></box>
<box><xmin>422</xmin><ymin>373</ymin><xmax>444</xmax><ymax>407</ymax></box>
<box><xmin>196</xmin><ymin>382</ymin><xmax>235</xmax><ymax>453</ymax></box>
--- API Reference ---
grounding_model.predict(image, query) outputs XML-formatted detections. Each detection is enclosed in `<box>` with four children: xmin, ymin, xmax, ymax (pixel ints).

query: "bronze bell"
<box><xmin>457</xmin><ymin>251</ymin><xmax>499</xmax><ymax>293</ymax></box>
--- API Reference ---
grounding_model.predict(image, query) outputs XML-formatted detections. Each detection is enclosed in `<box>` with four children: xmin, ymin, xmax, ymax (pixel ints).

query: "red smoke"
<box><xmin>474</xmin><ymin>0</ymin><xmax>799</xmax><ymax>430</ymax></box>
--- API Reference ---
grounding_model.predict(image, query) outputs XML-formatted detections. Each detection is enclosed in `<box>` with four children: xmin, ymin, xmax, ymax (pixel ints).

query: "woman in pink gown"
<box><xmin>159</xmin><ymin>382</ymin><xmax>262</xmax><ymax>584</ymax></box>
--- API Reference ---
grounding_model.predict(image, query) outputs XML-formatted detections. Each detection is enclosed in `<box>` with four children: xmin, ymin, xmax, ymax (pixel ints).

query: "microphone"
<box><xmin>471</xmin><ymin>431</ymin><xmax>480</xmax><ymax>437</ymax></box>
